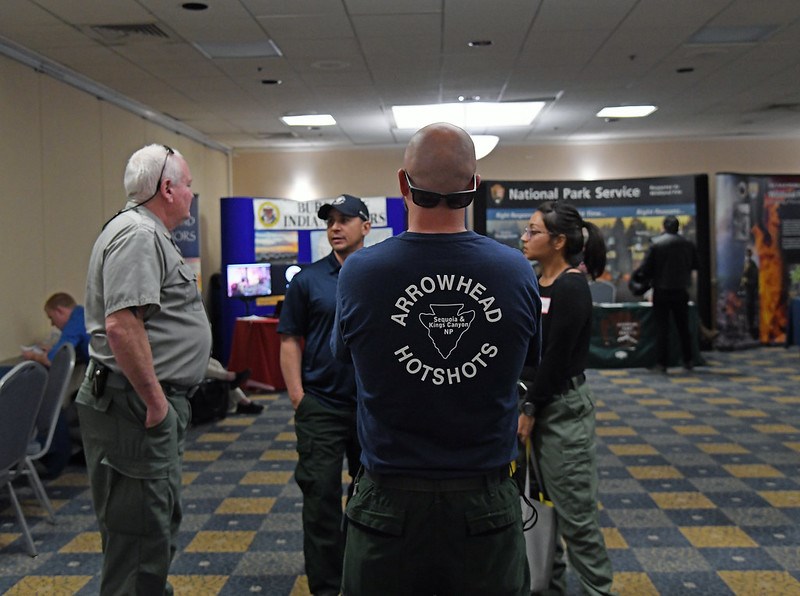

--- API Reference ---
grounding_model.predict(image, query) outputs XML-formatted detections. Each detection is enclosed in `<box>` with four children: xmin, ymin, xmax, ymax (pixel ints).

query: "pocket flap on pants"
<box><xmin>347</xmin><ymin>505</ymin><xmax>405</xmax><ymax>536</ymax></box>
<box><xmin>466</xmin><ymin>504</ymin><xmax>516</xmax><ymax>536</ymax></box>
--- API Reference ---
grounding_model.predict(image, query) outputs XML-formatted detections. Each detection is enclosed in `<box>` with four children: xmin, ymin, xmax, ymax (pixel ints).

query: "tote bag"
<box><xmin>521</xmin><ymin>438</ymin><xmax>557</xmax><ymax>593</ymax></box>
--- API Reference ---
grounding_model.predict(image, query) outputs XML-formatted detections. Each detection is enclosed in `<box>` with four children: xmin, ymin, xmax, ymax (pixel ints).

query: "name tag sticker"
<box><xmin>541</xmin><ymin>296</ymin><xmax>551</xmax><ymax>314</ymax></box>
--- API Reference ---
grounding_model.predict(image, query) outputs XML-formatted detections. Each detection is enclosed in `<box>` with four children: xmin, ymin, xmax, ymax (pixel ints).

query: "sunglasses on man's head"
<box><xmin>403</xmin><ymin>170</ymin><xmax>477</xmax><ymax>209</ymax></box>
<box><xmin>151</xmin><ymin>145</ymin><xmax>174</xmax><ymax>199</ymax></box>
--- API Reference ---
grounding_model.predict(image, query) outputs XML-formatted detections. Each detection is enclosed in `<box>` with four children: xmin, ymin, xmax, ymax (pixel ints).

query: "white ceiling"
<box><xmin>2</xmin><ymin>0</ymin><xmax>800</xmax><ymax>153</ymax></box>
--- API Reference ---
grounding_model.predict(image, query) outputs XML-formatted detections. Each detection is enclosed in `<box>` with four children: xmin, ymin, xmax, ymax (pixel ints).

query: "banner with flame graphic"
<box><xmin>715</xmin><ymin>173</ymin><xmax>800</xmax><ymax>348</ymax></box>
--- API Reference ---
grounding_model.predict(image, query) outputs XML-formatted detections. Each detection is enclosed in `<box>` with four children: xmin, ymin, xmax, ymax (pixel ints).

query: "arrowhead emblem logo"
<box><xmin>418</xmin><ymin>303</ymin><xmax>475</xmax><ymax>359</ymax></box>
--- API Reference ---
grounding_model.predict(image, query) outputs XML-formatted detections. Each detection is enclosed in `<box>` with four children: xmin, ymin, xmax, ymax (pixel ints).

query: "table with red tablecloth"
<box><xmin>227</xmin><ymin>317</ymin><xmax>286</xmax><ymax>391</ymax></box>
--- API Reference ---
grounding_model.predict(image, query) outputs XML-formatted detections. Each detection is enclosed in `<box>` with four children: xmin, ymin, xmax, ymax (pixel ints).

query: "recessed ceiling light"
<box><xmin>458</xmin><ymin>95</ymin><xmax>481</xmax><ymax>102</ymax></box>
<box><xmin>596</xmin><ymin>105</ymin><xmax>657</xmax><ymax>118</ymax></box>
<box><xmin>392</xmin><ymin>101</ymin><xmax>546</xmax><ymax>129</ymax></box>
<box><xmin>281</xmin><ymin>114</ymin><xmax>336</xmax><ymax>127</ymax></box>
<box><xmin>676</xmin><ymin>67</ymin><xmax>695</xmax><ymax>74</ymax></box>
<box><xmin>261</xmin><ymin>79</ymin><xmax>282</xmax><ymax>85</ymax></box>
<box><xmin>688</xmin><ymin>25</ymin><xmax>777</xmax><ymax>45</ymax></box>
<box><xmin>181</xmin><ymin>2</ymin><xmax>208</xmax><ymax>10</ymax></box>
<box><xmin>311</xmin><ymin>60</ymin><xmax>350</xmax><ymax>71</ymax></box>
<box><xmin>194</xmin><ymin>40</ymin><xmax>282</xmax><ymax>59</ymax></box>
<box><xmin>468</xmin><ymin>40</ymin><xmax>493</xmax><ymax>47</ymax></box>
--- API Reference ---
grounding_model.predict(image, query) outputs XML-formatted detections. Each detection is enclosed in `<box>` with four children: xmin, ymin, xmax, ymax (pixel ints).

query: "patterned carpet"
<box><xmin>1</xmin><ymin>346</ymin><xmax>799</xmax><ymax>595</ymax></box>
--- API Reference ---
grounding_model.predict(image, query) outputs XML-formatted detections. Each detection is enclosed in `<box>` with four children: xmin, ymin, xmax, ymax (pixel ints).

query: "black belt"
<box><xmin>363</xmin><ymin>467</ymin><xmax>510</xmax><ymax>492</ymax></box>
<box><xmin>87</xmin><ymin>359</ymin><xmax>191</xmax><ymax>396</ymax></box>
<box><xmin>554</xmin><ymin>372</ymin><xmax>586</xmax><ymax>395</ymax></box>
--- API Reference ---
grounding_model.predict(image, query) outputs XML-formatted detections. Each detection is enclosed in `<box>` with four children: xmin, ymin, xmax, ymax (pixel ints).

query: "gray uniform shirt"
<box><xmin>84</xmin><ymin>203</ymin><xmax>211</xmax><ymax>386</ymax></box>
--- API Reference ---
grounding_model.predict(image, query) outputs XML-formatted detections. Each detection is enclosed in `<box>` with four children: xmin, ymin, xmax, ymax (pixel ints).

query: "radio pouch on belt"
<box><xmin>92</xmin><ymin>364</ymin><xmax>109</xmax><ymax>397</ymax></box>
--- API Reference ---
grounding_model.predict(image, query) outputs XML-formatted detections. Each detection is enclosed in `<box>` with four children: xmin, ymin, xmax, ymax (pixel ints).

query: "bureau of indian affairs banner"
<box><xmin>474</xmin><ymin>175</ymin><xmax>711</xmax><ymax>330</ymax></box>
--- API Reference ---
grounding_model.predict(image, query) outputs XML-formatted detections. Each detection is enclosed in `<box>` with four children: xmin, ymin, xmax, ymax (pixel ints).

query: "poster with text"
<box><xmin>172</xmin><ymin>194</ymin><xmax>202</xmax><ymax>289</ymax></box>
<box><xmin>715</xmin><ymin>173</ymin><xmax>800</xmax><ymax>347</ymax></box>
<box><xmin>252</xmin><ymin>197</ymin><xmax>391</xmax><ymax>263</ymax></box>
<box><xmin>475</xmin><ymin>175</ymin><xmax>709</xmax><ymax>314</ymax></box>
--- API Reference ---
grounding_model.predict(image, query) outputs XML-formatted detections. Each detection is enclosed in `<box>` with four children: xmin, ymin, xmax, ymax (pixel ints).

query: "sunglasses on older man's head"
<box><xmin>150</xmin><ymin>145</ymin><xmax>175</xmax><ymax>201</ymax></box>
<box><xmin>403</xmin><ymin>170</ymin><xmax>477</xmax><ymax>209</ymax></box>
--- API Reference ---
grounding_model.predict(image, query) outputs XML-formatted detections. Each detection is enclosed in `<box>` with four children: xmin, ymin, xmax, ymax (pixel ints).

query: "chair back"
<box><xmin>0</xmin><ymin>361</ymin><xmax>48</xmax><ymax>471</ymax></box>
<box><xmin>30</xmin><ymin>343</ymin><xmax>76</xmax><ymax>458</ymax></box>
<box><xmin>589</xmin><ymin>280</ymin><xmax>616</xmax><ymax>303</ymax></box>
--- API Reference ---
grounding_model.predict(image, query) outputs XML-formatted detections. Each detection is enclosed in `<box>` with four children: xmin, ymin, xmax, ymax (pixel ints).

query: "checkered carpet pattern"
<box><xmin>1</xmin><ymin>347</ymin><xmax>799</xmax><ymax>595</ymax></box>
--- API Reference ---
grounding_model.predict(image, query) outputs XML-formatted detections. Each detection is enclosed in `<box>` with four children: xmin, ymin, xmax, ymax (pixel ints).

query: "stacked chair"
<box><xmin>0</xmin><ymin>361</ymin><xmax>49</xmax><ymax>556</ymax></box>
<box><xmin>19</xmin><ymin>343</ymin><xmax>76</xmax><ymax>524</ymax></box>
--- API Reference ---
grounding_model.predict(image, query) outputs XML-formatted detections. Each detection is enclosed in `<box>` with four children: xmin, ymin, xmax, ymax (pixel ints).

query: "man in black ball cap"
<box><xmin>278</xmin><ymin>194</ymin><xmax>371</xmax><ymax>596</ymax></box>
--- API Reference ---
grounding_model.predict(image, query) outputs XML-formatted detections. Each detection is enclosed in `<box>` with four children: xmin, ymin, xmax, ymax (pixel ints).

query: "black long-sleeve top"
<box><xmin>523</xmin><ymin>270</ymin><xmax>592</xmax><ymax>412</ymax></box>
<box><xmin>639</xmin><ymin>232</ymin><xmax>698</xmax><ymax>290</ymax></box>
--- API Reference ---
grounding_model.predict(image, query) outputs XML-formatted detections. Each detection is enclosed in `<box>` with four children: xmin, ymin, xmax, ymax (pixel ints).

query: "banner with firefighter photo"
<box><xmin>715</xmin><ymin>173</ymin><xmax>800</xmax><ymax>348</ymax></box>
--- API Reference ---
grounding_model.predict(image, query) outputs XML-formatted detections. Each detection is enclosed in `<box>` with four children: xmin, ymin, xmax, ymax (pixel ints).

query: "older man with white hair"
<box><xmin>77</xmin><ymin>144</ymin><xmax>211</xmax><ymax>595</ymax></box>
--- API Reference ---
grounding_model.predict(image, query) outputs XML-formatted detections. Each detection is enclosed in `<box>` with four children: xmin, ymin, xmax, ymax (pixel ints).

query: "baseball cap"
<box><xmin>317</xmin><ymin>194</ymin><xmax>369</xmax><ymax>221</ymax></box>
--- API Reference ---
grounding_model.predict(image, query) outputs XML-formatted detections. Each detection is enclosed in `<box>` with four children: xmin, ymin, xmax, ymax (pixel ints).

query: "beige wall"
<box><xmin>232</xmin><ymin>137</ymin><xmax>800</xmax><ymax>201</ymax></box>
<box><xmin>0</xmin><ymin>54</ymin><xmax>230</xmax><ymax>360</ymax></box>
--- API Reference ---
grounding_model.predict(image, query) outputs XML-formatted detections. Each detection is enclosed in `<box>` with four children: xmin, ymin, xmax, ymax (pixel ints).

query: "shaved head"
<box><xmin>403</xmin><ymin>123</ymin><xmax>476</xmax><ymax>193</ymax></box>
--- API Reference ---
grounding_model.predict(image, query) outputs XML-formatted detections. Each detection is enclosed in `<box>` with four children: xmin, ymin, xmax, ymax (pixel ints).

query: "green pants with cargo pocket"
<box><xmin>76</xmin><ymin>374</ymin><xmax>190</xmax><ymax>596</ymax></box>
<box><xmin>533</xmin><ymin>381</ymin><xmax>616</xmax><ymax>596</ymax></box>
<box><xmin>294</xmin><ymin>393</ymin><xmax>360</xmax><ymax>596</ymax></box>
<box><xmin>341</xmin><ymin>472</ymin><xmax>529</xmax><ymax>596</ymax></box>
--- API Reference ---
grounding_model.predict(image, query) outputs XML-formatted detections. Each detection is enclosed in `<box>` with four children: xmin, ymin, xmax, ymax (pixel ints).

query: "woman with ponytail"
<box><xmin>518</xmin><ymin>201</ymin><xmax>616</xmax><ymax>595</ymax></box>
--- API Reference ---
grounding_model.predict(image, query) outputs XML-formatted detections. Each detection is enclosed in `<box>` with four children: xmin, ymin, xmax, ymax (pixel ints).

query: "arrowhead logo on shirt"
<box><xmin>418</xmin><ymin>304</ymin><xmax>475</xmax><ymax>359</ymax></box>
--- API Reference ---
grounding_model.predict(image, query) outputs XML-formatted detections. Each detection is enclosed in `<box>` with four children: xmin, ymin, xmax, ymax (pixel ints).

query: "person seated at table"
<box><xmin>206</xmin><ymin>357</ymin><xmax>263</xmax><ymax>414</ymax></box>
<box><xmin>22</xmin><ymin>292</ymin><xmax>90</xmax><ymax>368</ymax></box>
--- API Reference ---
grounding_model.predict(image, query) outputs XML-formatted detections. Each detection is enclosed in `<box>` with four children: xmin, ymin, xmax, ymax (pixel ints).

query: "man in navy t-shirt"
<box><xmin>332</xmin><ymin>123</ymin><xmax>541</xmax><ymax>596</ymax></box>
<box><xmin>278</xmin><ymin>194</ymin><xmax>371</xmax><ymax>596</ymax></box>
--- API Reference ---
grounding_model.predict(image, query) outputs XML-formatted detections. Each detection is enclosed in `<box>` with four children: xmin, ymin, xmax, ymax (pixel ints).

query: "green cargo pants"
<box><xmin>341</xmin><ymin>472</ymin><xmax>529</xmax><ymax>596</ymax></box>
<box><xmin>533</xmin><ymin>381</ymin><xmax>616</xmax><ymax>596</ymax></box>
<box><xmin>293</xmin><ymin>393</ymin><xmax>360</xmax><ymax>596</ymax></box>
<box><xmin>76</xmin><ymin>372</ymin><xmax>190</xmax><ymax>596</ymax></box>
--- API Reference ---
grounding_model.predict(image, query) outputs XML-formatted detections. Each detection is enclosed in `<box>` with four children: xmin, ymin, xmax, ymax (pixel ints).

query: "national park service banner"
<box><xmin>474</xmin><ymin>175</ymin><xmax>710</xmax><ymax>325</ymax></box>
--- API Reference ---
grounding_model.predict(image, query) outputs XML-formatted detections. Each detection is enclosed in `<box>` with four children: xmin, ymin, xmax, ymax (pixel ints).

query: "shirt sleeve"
<box><xmin>102</xmin><ymin>223</ymin><xmax>163</xmax><ymax>317</ymax></box>
<box><xmin>639</xmin><ymin>245</ymin><xmax>655</xmax><ymax>280</ymax></box>
<box><xmin>523</xmin><ymin>274</ymin><xmax>542</xmax><ymax>370</ymax></box>
<box><xmin>276</xmin><ymin>273</ymin><xmax>309</xmax><ymax>337</ymax></box>
<box><xmin>47</xmin><ymin>316</ymin><xmax>81</xmax><ymax>363</ymax></box>
<box><xmin>329</xmin><ymin>281</ymin><xmax>351</xmax><ymax>363</ymax></box>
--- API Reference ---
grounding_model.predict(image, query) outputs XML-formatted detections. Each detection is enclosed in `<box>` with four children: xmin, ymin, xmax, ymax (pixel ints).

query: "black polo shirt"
<box><xmin>277</xmin><ymin>251</ymin><xmax>356</xmax><ymax>409</ymax></box>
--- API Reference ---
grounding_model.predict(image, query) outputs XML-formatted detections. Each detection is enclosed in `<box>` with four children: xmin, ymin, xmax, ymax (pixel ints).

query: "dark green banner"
<box><xmin>589</xmin><ymin>303</ymin><xmax>704</xmax><ymax>369</ymax></box>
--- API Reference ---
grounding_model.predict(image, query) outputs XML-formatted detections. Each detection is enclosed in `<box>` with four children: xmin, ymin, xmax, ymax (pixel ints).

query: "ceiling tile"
<box><xmin>1</xmin><ymin>0</ymin><xmax>799</xmax><ymax>150</ymax></box>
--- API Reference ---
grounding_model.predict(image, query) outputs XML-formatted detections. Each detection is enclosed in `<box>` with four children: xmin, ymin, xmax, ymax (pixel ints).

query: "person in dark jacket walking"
<box><xmin>639</xmin><ymin>215</ymin><xmax>699</xmax><ymax>372</ymax></box>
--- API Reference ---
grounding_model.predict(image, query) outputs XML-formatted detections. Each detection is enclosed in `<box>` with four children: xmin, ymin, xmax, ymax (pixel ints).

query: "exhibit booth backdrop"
<box><xmin>219</xmin><ymin>196</ymin><xmax>406</xmax><ymax>363</ymax></box>
<box><xmin>473</xmin><ymin>173</ymin><xmax>711</xmax><ymax>327</ymax></box>
<box><xmin>173</xmin><ymin>195</ymin><xmax>202</xmax><ymax>289</ymax></box>
<box><xmin>714</xmin><ymin>173</ymin><xmax>800</xmax><ymax>348</ymax></box>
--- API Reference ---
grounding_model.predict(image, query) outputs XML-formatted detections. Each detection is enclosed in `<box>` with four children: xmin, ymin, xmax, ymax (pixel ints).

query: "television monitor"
<box><xmin>270</xmin><ymin>263</ymin><xmax>305</xmax><ymax>296</ymax></box>
<box><xmin>226</xmin><ymin>263</ymin><xmax>272</xmax><ymax>299</ymax></box>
